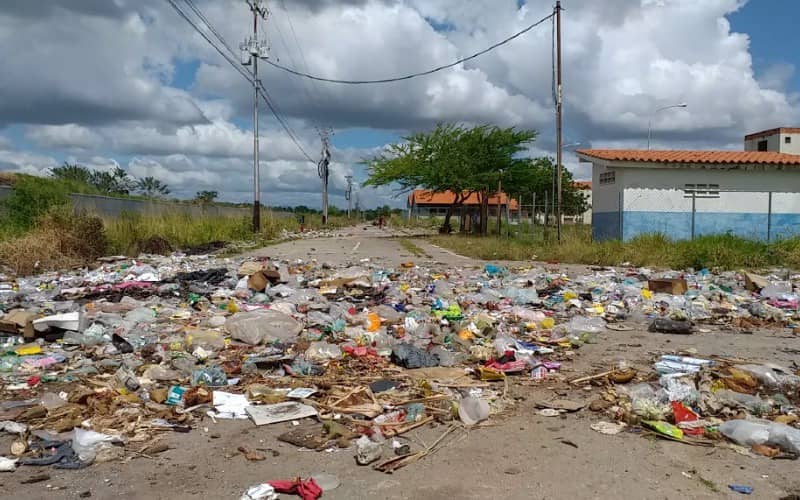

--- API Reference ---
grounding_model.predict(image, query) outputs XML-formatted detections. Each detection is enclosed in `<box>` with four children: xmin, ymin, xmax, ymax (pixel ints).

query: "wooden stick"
<box><xmin>570</xmin><ymin>370</ymin><xmax>614</xmax><ymax>385</ymax></box>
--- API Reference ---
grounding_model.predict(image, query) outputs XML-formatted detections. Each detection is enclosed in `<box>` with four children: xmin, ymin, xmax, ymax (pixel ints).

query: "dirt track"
<box><xmin>8</xmin><ymin>227</ymin><xmax>800</xmax><ymax>500</ymax></box>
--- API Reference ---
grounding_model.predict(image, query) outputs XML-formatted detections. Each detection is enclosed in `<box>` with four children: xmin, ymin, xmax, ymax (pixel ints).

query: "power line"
<box><xmin>182</xmin><ymin>0</ymin><xmax>237</xmax><ymax>56</ymax></box>
<box><xmin>276</xmin><ymin>0</ymin><xmax>320</xmax><ymax>97</ymax></box>
<box><xmin>261</xmin><ymin>12</ymin><xmax>555</xmax><ymax>84</ymax></box>
<box><xmin>165</xmin><ymin>0</ymin><xmax>315</xmax><ymax>164</ymax></box>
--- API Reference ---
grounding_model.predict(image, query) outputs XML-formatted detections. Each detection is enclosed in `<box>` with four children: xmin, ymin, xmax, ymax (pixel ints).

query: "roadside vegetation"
<box><xmin>428</xmin><ymin>231</ymin><xmax>800</xmax><ymax>271</ymax></box>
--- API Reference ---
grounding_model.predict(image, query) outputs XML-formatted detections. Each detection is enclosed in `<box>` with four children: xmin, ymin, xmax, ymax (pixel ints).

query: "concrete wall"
<box><xmin>591</xmin><ymin>165</ymin><xmax>800</xmax><ymax>241</ymax></box>
<box><xmin>0</xmin><ymin>186</ymin><xmax>280</xmax><ymax>219</ymax></box>
<box><xmin>591</xmin><ymin>163</ymin><xmax>623</xmax><ymax>240</ymax></box>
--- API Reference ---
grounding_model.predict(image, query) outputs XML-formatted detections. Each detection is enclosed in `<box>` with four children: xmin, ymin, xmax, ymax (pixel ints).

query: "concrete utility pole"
<box><xmin>241</xmin><ymin>1</ymin><xmax>268</xmax><ymax>233</ymax></box>
<box><xmin>496</xmin><ymin>170</ymin><xmax>503</xmax><ymax>235</ymax></box>
<box><xmin>318</xmin><ymin>128</ymin><xmax>332</xmax><ymax>225</ymax></box>
<box><xmin>555</xmin><ymin>0</ymin><xmax>563</xmax><ymax>242</ymax></box>
<box><xmin>345</xmin><ymin>174</ymin><xmax>353</xmax><ymax>218</ymax></box>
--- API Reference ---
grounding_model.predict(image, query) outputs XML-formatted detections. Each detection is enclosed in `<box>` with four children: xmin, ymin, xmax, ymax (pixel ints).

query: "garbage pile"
<box><xmin>0</xmin><ymin>252</ymin><xmax>796</xmax><ymax>491</ymax></box>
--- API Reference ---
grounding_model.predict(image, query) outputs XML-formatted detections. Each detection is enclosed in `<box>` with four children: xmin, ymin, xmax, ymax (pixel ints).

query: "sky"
<box><xmin>0</xmin><ymin>0</ymin><xmax>798</xmax><ymax>209</ymax></box>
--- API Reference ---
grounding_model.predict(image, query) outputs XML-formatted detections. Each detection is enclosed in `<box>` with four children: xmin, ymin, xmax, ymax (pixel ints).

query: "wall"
<box><xmin>0</xmin><ymin>186</ymin><xmax>278</xmax><ymax>219</ymax></box>
<box><xmin>744</xmin><ymin>133</ymin><xmax>781</xmax><ymax>152</ymax></box>
<box><xmin>620</xmin><ymin>167</ymin><xmax>800</xmax><ymax>240</ymax></box>
<box><xmin>591</xmin><ymin>164</ymin><xmax>623</xmax><ymax>240</ymax></box>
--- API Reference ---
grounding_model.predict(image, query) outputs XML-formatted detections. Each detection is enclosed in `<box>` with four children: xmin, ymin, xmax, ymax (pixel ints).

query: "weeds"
<box><xmin>398</xmin><ymin>238</ymin><xmax>429</xmax><ymax>258</ymax></box>
<box><xmin>429</xmin><ymin>231</ymin><xmax>800</xmax><ymax>270</ymax></box>
<box><xmin>0</xmin><ymin>209</ymin><xmax>107</xmax><ymax>275</ymax></box>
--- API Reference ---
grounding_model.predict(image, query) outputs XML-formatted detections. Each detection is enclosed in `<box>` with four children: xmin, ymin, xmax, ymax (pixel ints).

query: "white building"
<box><xmin>576</xmin><ymin>149</ymin><xmax>800</xmax><ymax>241</ymax></box>
<box><xmin>744</xmin><ymin>127</ymin><xmax>800</xmax><ymax>154</ymax></box>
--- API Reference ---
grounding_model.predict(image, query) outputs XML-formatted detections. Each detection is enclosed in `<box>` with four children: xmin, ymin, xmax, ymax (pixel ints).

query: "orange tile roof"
<box><xmin>572</xmin><ymin>181</ymin><xmax>592</xmax><ymax>190</ymax></box>
<box><xmin>744</xmin><ymin>127</ymin><xmax>800</xmax><ymax>141</ymax></box>
<box><xmin>576</xmin><ymin>149</ymin><xmax>800</xmax><ymax>166</ymax></box>
<box><xmin>408</xmin><ymin>190</ymin><xmax>518</xmax><ymax>209</ymax></box>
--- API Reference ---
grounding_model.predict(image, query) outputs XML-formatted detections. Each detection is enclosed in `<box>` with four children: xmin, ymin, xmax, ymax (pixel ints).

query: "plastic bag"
<box><xmin>72</xmin><ymin>428</ymin><xmax>119</xmax><ymax>463</ymax></box>
<box><xmin>305</xmin><ymin>341</ymin><xmax>343</xmax><ymax>362</ymax></box>
<box><xmin>719</xmin><ymin>420</ymin><xmax>770</xmax><ymax>447</ymax></box>
<box><xmin>567</xmin><ymin>316</ymin><xmax>605</xmax><ymax>334</ymax></box>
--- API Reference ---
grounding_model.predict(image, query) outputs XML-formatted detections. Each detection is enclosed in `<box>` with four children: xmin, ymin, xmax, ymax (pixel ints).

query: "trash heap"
<box><xmin>0</xmin><ymin>252</ymin><xmax>796</xmax><ymax>495</ymax></box>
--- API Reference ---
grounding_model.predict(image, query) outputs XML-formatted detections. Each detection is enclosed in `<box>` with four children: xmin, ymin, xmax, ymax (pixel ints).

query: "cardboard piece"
<box><xmin>245</xmin><ymin>402</ymin><xmax>318</xmax><ymax>426</ymax></box>
<box><xmin>647</xmin><ymin>278</ymin><xmax>688</xmax><ymax>295</ymax></box>
<box><xmin>0</xmin><ymin>310</ymin><xmax>36</xmax><ymax>339</ymax></box>
<box><xmin>744</xmin><ymin>272</ymin><xmax>769</xmax><ymax>292</ymax></box>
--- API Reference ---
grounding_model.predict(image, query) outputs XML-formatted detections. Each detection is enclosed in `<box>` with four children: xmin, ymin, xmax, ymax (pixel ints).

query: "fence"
<box><xmin>619</xmin><ymin>187</ymin><xmax>800</xmax><ymax>242</ymax></box>
<box><xmin>408</xmin><ymin>199</ymin><xmax>589</xmax><ymax>239</ymax></box>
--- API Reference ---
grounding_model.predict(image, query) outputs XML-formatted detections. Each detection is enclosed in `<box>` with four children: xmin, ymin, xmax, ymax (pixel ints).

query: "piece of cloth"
<box><xmin>267</xmin><ymin>478</ymin><xmax>323</xmax><ymax>500</ymax></box>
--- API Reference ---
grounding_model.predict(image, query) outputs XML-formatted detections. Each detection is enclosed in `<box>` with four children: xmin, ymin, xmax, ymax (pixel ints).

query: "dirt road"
<box><xmin>8</xmin><ymin>227</ymin><xmax>800</xmax><ymax>499</ymax></box>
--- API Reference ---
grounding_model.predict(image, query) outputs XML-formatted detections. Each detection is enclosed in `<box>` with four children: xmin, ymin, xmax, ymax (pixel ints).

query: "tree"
<box><xmin>194</xmin><ymin>190</ymin><xmax>219</xmax><ymax>203</ymax></box>
<box><xmin>364</xmin><ymin>123</ymin><xmax>537</xmax><ymax>235</ymax></box>
<box><xmin>50</xmin><ymin>162</ymin><xmax>93</xmax><ymax>185</ymax></box>
<box><xmin>136</xmin><ymin>177</ymin><xmax>171</xmax><ymax>198</ymax></box>
<box><xmin>89</xmin><ymin>167</ymin><xmax>135</xmax><ymax>195</ymax></box>
<box><xmin>502</xmin><ymin>157</ymin><xmax>588</xmax><ymax>218</ymax></box>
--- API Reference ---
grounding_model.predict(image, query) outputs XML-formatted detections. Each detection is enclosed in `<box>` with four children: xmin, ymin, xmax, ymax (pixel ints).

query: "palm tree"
<box><xmin>50</xmin><ymin>162</ymin><xmax>93</xmax><ymax>185</ymax></box>
<box><xmin>136</xmin><ymin>177</ymin><xmax>171</xmax><ymax>198</ymax></box>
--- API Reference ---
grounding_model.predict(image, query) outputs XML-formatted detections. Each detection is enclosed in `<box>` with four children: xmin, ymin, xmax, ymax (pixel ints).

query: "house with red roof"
<box><xmin>576</xmin><ymin>129</ymin><xmax>800</xmax><ymax>241</ymax></box>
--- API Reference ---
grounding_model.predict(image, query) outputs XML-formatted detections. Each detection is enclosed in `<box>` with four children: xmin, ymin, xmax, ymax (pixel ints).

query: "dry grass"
<box><xmin>0</xmin><ymin>172</ymin><xmax>17</xmax><ymax>186</ymax></box>
<box><xmin>0</xmin><ymin>210</ymin><xmax>107</xmax><ymax>275</ymax></box>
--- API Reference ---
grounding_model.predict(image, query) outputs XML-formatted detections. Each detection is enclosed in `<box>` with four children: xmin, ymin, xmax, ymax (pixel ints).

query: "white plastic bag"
<box><xmin>72</xmin><ymin>428</ymin><xmax>120</xmax><ymax>463</ymax></box>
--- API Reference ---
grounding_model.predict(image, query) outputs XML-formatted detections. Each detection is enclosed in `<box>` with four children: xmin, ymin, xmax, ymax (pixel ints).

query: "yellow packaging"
<box><xmin>14</xmin><ymin>343</ymin><xmax>42</xmax><ymax>356</ymax></box>
<box><xmin>642</xmin><ymin>289</ymin><xmax>653</xmax><ymax>299</ymax></box>
<box><xmin>563</xmin><ymin>291</ymin><xmax>577</xmax><ymax>301</ymax></box>
<box><xmin>540</xmin><ymin>317</ymin><xmax>555</xmax><ymax>330</ymax></box>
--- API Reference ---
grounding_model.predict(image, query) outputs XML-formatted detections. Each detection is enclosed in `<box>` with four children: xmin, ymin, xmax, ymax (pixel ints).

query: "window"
<box><xmin>786</xmin><ymin>136</ymin><xmax>792</xmax><ymax>144</ymax></box>
<box><xmin>599</xmin><ymin>171</ymin><xmax>615</xmax><ymax>185</ymax></box>
<box><xmin>758</xmin><ymin>140</ymin><xmax>768</xmax><ymax>151</ymax></box>
<box><xmin>684</xmin><ymin>183</ymin><xmax>720</xmax><ymax>198</ymax></box>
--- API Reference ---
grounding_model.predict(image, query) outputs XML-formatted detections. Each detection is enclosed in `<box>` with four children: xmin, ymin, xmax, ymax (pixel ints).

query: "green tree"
<box><xmin>364</xmin><ymin>123</ymin><xmax>537</xmax><ymax>235</ymax></box>
<box><xmin>502</xmin><ymin>157</ymin><xmax>588</xmax><ymax>217</ymax></box>
<box><xmin>50</xmin><ymin>162</ymin><xmax>93</xmax><ymax>185</ymax></box>
<box><xmin>90</xmin><ymin>167</ymin><xmax>134</xmax><ymax>195</ymax></box>
<box><xmin>136</xmin><ymin>177</ymin><xmax>171</xmax><ymax>198</ymax></box>
<box><xmin>194</xmin><ymin>190</ymin><xmax>219</xmax><ymax>203</ymax></box>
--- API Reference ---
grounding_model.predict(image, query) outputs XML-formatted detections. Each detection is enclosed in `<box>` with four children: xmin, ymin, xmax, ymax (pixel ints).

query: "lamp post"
<box><xmin>647</xmin><ymin>103</ymin><xmax>687</xmax><ymax>150</ymax></box>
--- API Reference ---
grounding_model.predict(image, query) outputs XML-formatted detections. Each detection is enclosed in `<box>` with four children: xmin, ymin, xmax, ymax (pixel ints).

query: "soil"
<box><xmin>7</xmin><ymin>225</ymin><xmax>800</xmax><ymax>499</ymax></box>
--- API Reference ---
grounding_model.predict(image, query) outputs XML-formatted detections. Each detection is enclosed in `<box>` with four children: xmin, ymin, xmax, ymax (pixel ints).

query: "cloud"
<box><xmin>0</xmin><ymin>0</ymin><xmax>798</xmax><ymax>208</ymax></box>
<box><xmin>27</xmin><ymin>124</ymin><xmax>104</xmax><ymax>150</ymax></box>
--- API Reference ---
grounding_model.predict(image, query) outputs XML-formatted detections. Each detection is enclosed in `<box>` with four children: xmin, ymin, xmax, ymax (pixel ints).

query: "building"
<box><xmin>407</xmin><ymin>190</ymin><xmax>518</xmax><ymax>217</ymax></box>
<box><xmin>744</xmin><ymin>127</ymin><xmax>800</xmax><ymax>154</ymax></box>
<box><xmin>573</xmin><ymin>181</ymin><xmax>592</xmax><ymax>223</ymax></box>
<box><xmin>576</xmin><ymin>149</ymin><xmax>800</xmax><ymax>241</ymax></box>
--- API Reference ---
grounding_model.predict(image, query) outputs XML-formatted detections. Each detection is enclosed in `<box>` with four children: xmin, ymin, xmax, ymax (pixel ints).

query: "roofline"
<box><xmin>744</xmin><ymin>127</ymin><xmax>800</xmax><ymax>141</ymax></box>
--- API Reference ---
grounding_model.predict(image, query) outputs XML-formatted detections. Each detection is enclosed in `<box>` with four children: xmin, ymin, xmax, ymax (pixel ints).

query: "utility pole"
<box><xmin>241</xmin><ymin>1</ymin><xmax>268</xmax><ymax>233</ymax></box>
<box><xmin>318</xmin><ymin>128</ymin><xmax>332</xmax><ymax>225</ymax></box>
<box><xmin>496</xmin><ymin>171</ymin><xmax>503</xmax><ymax>236</ymax></box>
<box><xmin>555</xmin><ymin>0</ymin><xmax>563</xmax><ymax>242</ymax></box>
<box><xmin>345</xmin><ymin>175</ymin><xmax>353</xmax><ymax>218</ymax></box>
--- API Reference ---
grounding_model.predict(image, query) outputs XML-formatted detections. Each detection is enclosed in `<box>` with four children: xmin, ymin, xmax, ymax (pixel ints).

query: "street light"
<box><xmin>647</xmin><ymin>103</ymin><xmax>687</xmax><ymax>150</ymax></box>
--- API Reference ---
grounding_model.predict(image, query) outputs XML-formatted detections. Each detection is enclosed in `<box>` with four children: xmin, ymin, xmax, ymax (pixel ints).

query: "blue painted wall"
<box><xmin>593</xmin><ymin>211</ymin><xmax>621</xmax><ymax>240</ymax></box>
<box><xmin>614</xmin><ymin>212</ymin><xmax>800</xmax><ymax>241</ymax></box>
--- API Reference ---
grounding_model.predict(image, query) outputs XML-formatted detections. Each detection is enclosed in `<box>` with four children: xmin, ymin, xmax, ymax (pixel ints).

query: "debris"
<box><xmin>591</xmin><ymin>421</ymin><xmax>626</xmax><ymax>435</ymax></box>
<box><xmin>728</xmin><ymin>485</ymin><xmax>754</xmax><ymax>495</ymax></box>
<box><xmin>246</xmin><ymin>402</ymin><xmax>317</xmax><ymax>426</ymax></box>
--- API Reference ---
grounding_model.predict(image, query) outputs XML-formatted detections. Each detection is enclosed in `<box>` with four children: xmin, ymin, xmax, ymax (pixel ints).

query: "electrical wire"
<box><xmin>165</xmin><ymin>0</ymin><xmax>316</xmax><ymax>164</ymax></box>
<box><xmin>261</xmin><ymin>11</ymin><xmax>555</xmax><ymax>84</ymax></box>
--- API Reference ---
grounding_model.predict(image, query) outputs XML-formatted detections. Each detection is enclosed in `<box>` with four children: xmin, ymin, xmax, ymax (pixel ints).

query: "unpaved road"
<box><xmin>8</xmin><ymin>226</ymin><xmax>800</xmax><ymax>499</ymax></box>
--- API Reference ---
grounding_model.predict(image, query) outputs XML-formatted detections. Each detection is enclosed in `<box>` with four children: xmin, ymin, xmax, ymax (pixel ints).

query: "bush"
<box><xmin>0</xmin><ymin>208</ymin><xmax>107</xmax><ymax>275</ymax></box>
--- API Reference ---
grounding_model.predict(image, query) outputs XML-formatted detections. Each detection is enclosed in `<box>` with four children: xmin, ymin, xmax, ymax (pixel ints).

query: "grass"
<box><xmin>428</xmin><ymin>228</ymin><xmax>800</xmax><ymax>270</ymax></box>
<box><xmin>398</xmin><ymin>238</ymin><xmax>429</xmax><ymax>258</ymax></box>
<box><xmin>0</xmin><ymin>206</ymin><xmax>360</xmax><ymax>275</ymax></box>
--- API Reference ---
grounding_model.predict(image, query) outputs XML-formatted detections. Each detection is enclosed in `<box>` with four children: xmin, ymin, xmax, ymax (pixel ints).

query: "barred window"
<box><xmin>599</xmin><ymin>171</ymin><xmax>615</xmax><ymax>185</ymax></box>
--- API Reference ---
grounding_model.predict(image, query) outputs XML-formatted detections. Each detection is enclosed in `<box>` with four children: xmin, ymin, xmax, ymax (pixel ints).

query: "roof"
<box><xmin>408</xmin><ymin>190</ymin><xmax>518</xmax><ymax>209</ymax></box>
<box><xmin>575</xmin><ymin>149</ymin><xmax>800</xmax><ymax>166</ymax></box>
<box><xmin>572</xmin><ymin>181</ymin><xmax>592</xmax><ymax>190</ymax></box>
<box><xmin>744</xmin><ymin>127</ymin><xmax>800</xmax><ymax>141</ymax></box>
